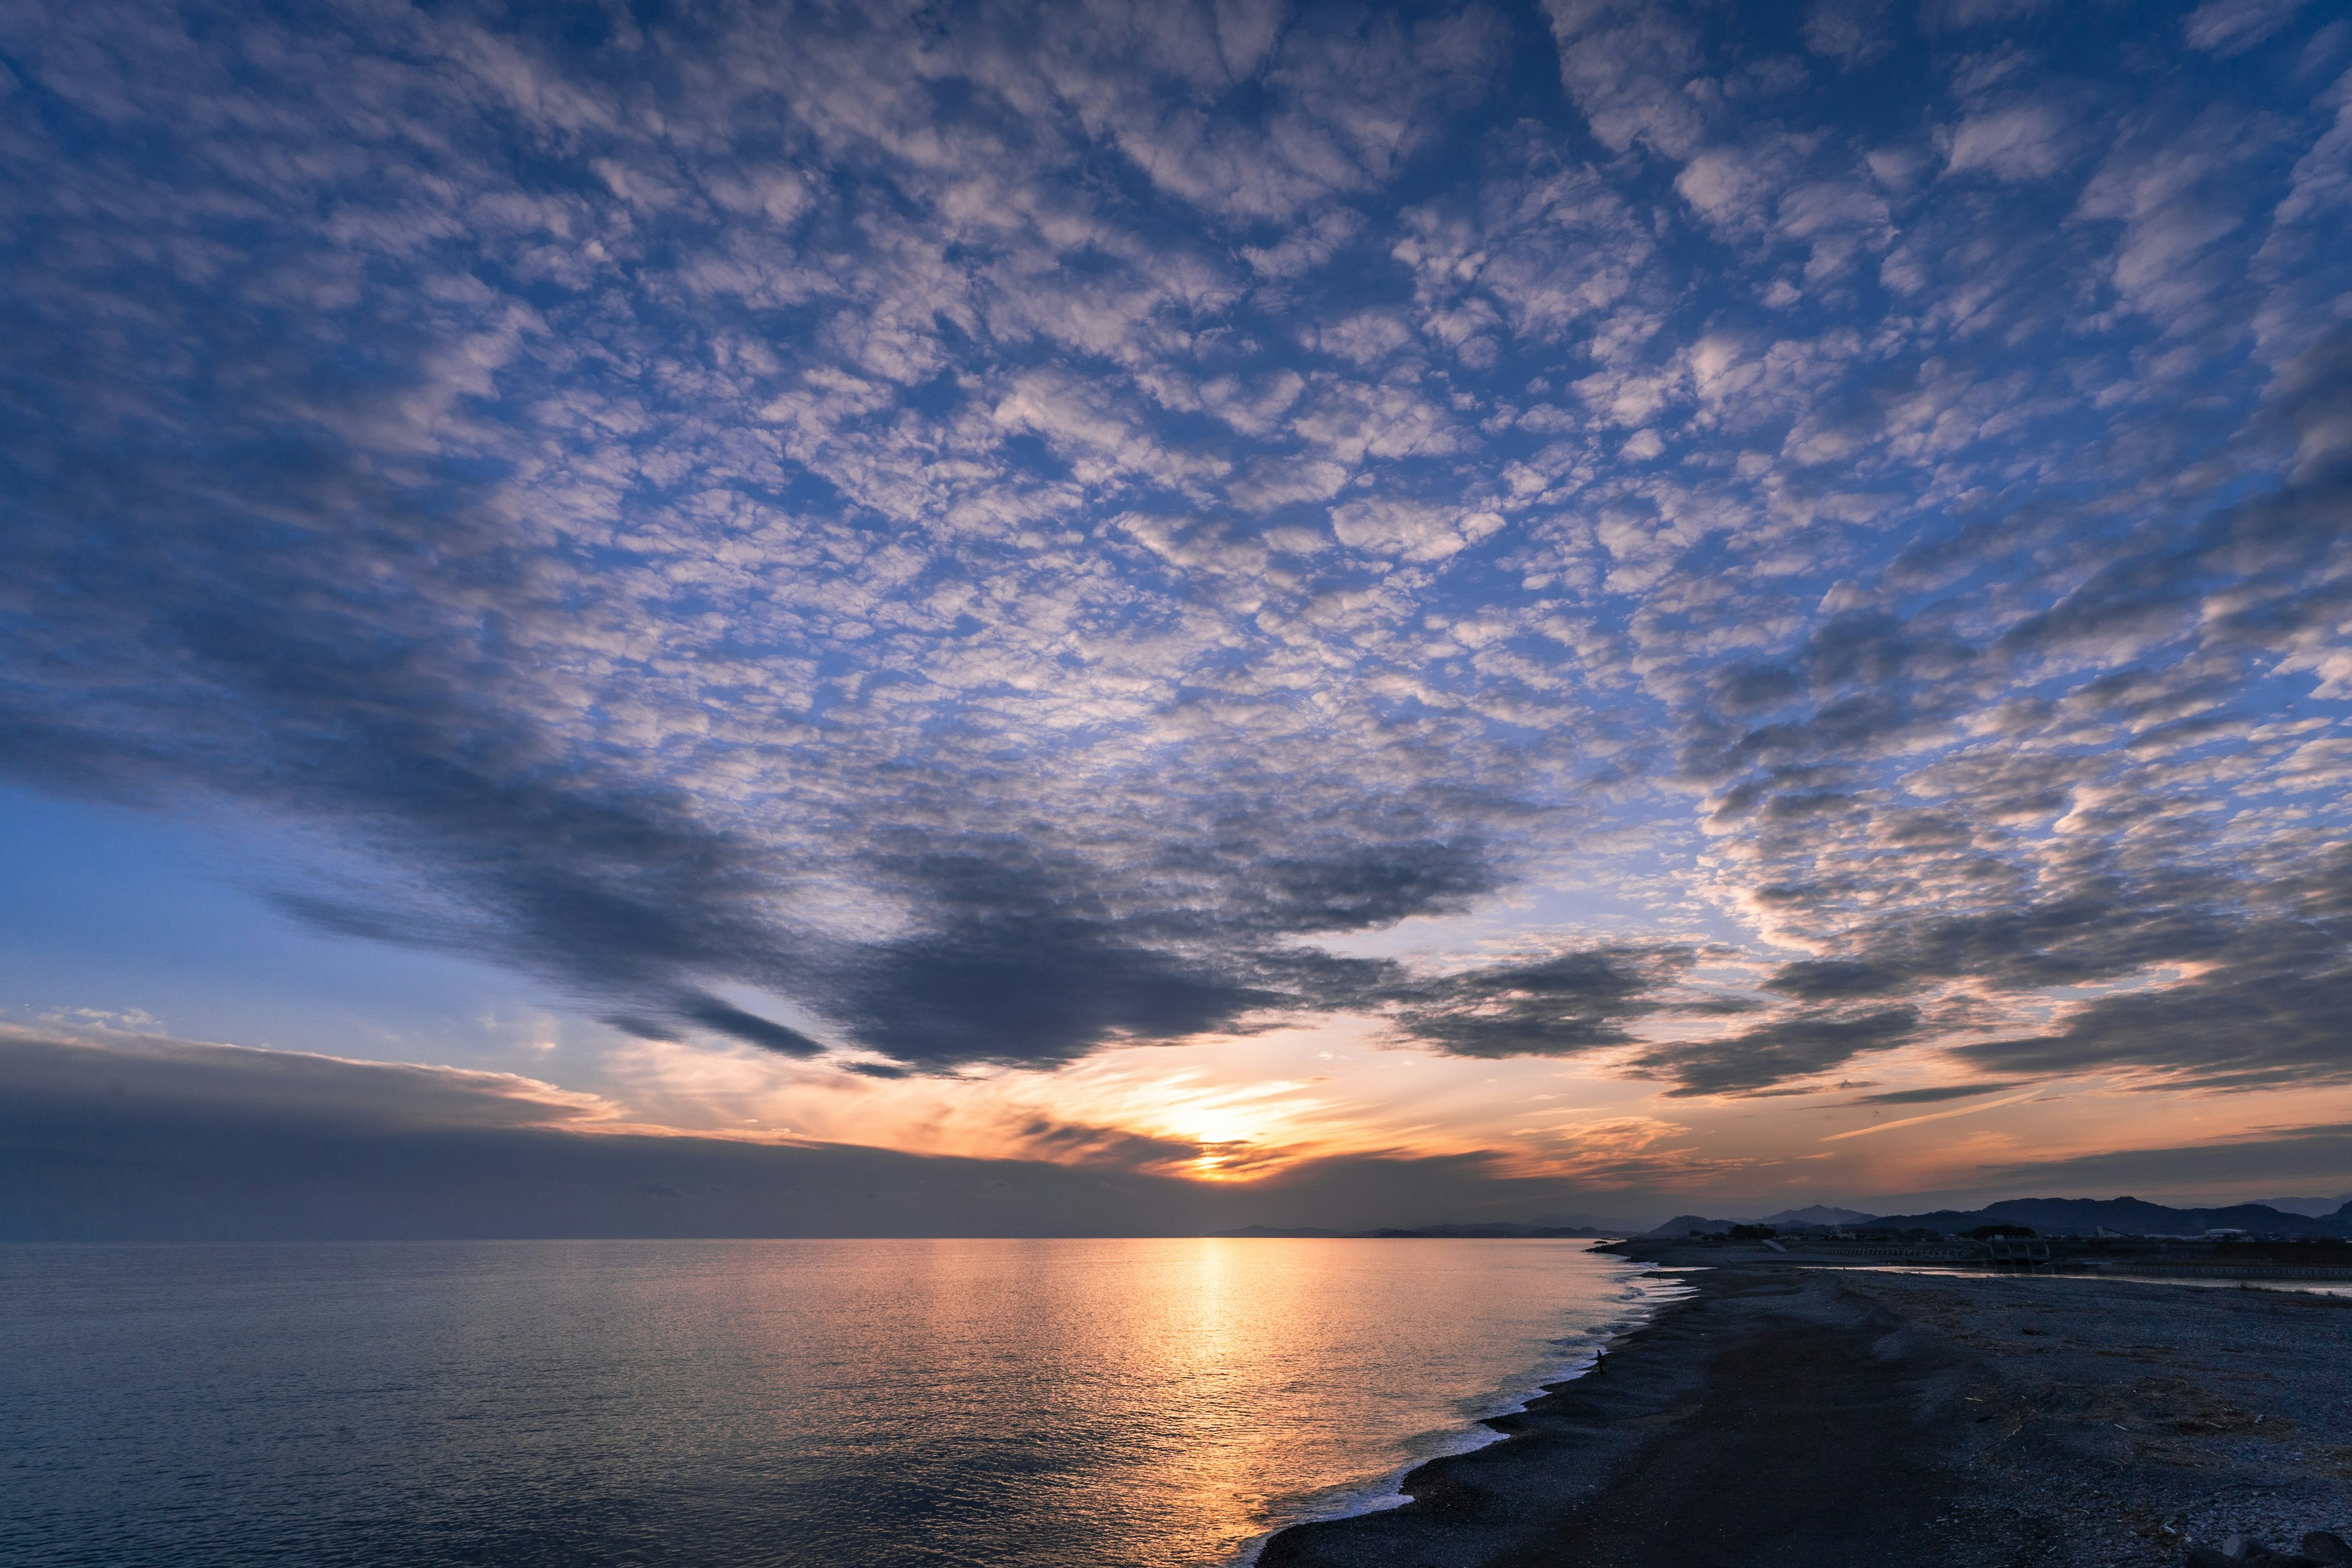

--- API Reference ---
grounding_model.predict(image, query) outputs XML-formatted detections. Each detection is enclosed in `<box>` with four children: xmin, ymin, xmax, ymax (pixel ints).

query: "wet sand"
<box><xmin>1259</xmin><ymin>1260</ymin><xmax>2352</xmax><ymax>1568</ymax></box>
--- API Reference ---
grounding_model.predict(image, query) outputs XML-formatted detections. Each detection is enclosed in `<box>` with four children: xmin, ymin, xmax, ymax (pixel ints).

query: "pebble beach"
<box><xmin>1261</xmin><ymin>1256</ymin><xmax>2352</xmax><ymax>1567</ymax></box>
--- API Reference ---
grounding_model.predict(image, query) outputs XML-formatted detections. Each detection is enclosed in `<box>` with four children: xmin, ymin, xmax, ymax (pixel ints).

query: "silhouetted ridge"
<box><xmin>1642</xmin><ymin>1215</ymin><xmax>1738</xmax><ymax>1237</ymax></box>
<box><xmin>1860</xmin><ymin>1197</ymin><xmax>2350</xmax><ymax>1237</ymax></box>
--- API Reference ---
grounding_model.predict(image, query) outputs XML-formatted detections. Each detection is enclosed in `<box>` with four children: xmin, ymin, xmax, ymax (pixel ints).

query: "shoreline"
<box><xmin>1259</xmin><ymin>1251</ymin><xmax>2352</xmax><ymax>1567</ymax></box>
<box><xmin>1237</xmin><ymin>1254</ymin><xmax>1692</xmax><ymax>1567</ymax></box>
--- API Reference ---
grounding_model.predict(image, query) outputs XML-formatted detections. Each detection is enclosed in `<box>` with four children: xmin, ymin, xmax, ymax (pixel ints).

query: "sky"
<box><xmin>4</xmin><ymin>0</ymin><xmax>2352</xmax><ymax>1235</ymax></box>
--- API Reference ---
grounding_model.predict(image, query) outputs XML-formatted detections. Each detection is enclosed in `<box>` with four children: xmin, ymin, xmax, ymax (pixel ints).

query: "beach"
<box><xmin>1260</xmin><ymin>1255</ymin><xmax>2352</xmax><ymax>1567</ymax></box>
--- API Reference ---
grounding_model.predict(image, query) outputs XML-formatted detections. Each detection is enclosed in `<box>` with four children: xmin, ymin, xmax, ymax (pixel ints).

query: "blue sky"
<box><xmin>4</xmin><ymin>0</ymin><xmax>2351</xmax><ymax>1223</ymax></box>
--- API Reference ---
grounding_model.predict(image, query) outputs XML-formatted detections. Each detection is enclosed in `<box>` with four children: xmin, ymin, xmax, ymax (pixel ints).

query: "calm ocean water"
<box><xmin>1</xmin><ymin>1238</ymin><xmax>1678</xmax><ymax>1567</ymax></box>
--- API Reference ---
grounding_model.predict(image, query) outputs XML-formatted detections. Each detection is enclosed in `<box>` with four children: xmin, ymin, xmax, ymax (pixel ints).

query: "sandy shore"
<box><xmin>1259</xmin><ymin>1258</ymin><xmax>2352</xmax><ymax>1567</ymax></box>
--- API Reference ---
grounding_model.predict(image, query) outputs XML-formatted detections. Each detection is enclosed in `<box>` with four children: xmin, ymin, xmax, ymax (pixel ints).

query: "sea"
<box><xmin>0</xmin><ymin>1238</ymin><xmax>1681</xmax><ymax>1567</ymax></box>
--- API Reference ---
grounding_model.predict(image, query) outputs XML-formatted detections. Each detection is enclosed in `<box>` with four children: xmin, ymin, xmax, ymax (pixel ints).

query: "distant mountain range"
<box><xmin>1525</xmin><ymin>1210</ymin><xmax>1660</xmax><ymax>1234</ymax></box>
<box><xmin>2255</xmin><ymin>1194</ymin><xmax>2352</xmax><ymax>1218</ymax></box>
<box><xmin>1642</xmin><ymin>1215</ymin><xmax>1741</xmax><ymax>1237</ymax></box>
<box><xmin>1859</xmin><ymin>1197</ymin><xmax>2352</xmax><ymax>1237</ymax></box>
<box><xmin>1213</xmin><ymin>1195</ymin><xmax>2352</xmax><ymax>1243</ymax></box>
<box><xmin>1643</xmin><ymin>1196</ymin><xmax>2352</xmax><ymax>1239</ymax></box>
<box><xmin>1756</xmin><ymin>1204</ymin><xmax>1879</xmax><ymax>1227</ymax></box>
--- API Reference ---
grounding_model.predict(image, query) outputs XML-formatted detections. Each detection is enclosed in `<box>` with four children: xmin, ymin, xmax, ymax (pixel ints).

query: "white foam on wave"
<box><xmin>1229</xmin><ymin>1261</ymin><xmax>1697</xmax><ymax>1567</ymax></box>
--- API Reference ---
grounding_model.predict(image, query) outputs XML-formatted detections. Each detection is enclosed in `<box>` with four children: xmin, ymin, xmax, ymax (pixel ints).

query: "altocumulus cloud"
<box><xmin>2</xmin><ymin>0</ymin><xmax>2351</xmax><ymax>1098</ymax></box>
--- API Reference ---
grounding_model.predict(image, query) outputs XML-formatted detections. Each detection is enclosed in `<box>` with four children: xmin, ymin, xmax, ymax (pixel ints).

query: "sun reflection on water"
<box><xmin>2</xmin><ymin>1239</ymin><xmax>1678</xmax><ymax>1567</ymax></box>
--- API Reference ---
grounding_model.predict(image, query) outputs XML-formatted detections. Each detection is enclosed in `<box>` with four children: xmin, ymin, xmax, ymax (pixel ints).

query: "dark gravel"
<box><xmin>1257</xmin><ymin>1260</ymin><xmax>2352</xmax><ymax>1568</ymax></box>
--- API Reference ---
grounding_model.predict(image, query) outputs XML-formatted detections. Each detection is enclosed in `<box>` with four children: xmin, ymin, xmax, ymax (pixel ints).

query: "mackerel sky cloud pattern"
<box><xmin>3</xmin><ymin>0</ymin><xmax>2350</xmax><ymax>1111</ymax></box>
